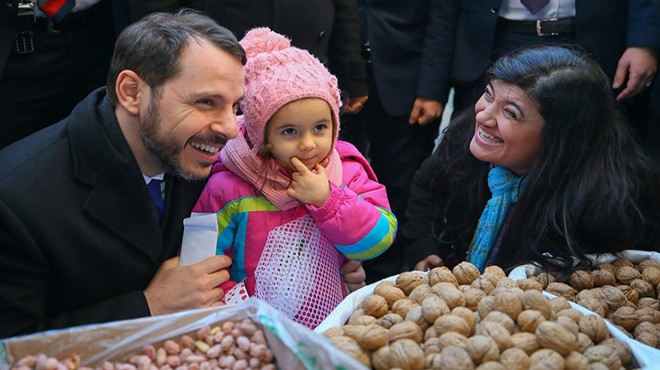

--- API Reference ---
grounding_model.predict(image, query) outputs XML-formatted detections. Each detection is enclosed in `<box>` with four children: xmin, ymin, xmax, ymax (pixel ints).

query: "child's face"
<box><xmin>265</xmin><ymin>98</ymin><xmax>334</xmax><ymax>173</ymax></box>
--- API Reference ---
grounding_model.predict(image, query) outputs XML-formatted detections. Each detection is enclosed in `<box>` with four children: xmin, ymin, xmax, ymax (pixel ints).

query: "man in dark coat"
<box><xmin>0</xmin><ymin>10</ymin><xmax>244</xmax><ymax>339</ymax></box>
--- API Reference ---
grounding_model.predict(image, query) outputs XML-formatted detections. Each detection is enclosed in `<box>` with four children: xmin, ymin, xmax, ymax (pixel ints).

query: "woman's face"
<box><xmin>470</xmin><ymin>79</ymin><xmax>545</xmax><ymax>175</ymax></box>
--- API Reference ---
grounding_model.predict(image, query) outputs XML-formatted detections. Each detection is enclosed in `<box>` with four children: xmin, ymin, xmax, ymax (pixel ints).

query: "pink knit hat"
<box><xmin>239</xmin><ymin>27</ymin><xmax>341</xmax><ymax>149</ymax></box>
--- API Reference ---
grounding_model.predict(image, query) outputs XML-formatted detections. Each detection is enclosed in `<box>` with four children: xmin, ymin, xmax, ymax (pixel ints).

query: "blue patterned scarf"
<box><xmin>468</xmin><ymin>166</ymin><xmax>523</xmax><ymax>272</ymax></box>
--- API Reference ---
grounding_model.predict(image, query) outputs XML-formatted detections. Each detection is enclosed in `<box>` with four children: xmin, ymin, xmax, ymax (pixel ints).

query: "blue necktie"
<box><xmin>147</xmin><ymin>179</ymin><xmax>164</xmax><ymax>220</ymax></box>
<box><xmin>520</xmin><ymin>0</ymin><xmax>549</xmax><ymax>14</ymax></box>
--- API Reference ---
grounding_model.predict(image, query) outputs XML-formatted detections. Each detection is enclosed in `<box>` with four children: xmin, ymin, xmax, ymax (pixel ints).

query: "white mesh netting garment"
<box><xmin>254</xmin><ymin>214</ymin><xmax>344</xmax><ymax>328</ymax></box>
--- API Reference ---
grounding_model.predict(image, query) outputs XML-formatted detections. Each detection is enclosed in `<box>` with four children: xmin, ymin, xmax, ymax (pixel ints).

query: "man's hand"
<box><xmin>342</xmin><ymin>95</ymin><xmax>369</xmax><ymax>114</ymax></box>
<box><xmin>144</xmin><ymin>255</ymin><xmax>231</xmax><ymax>315</ymax></box>
<box><xmin>413</xmin><ymin>254</ymin><xmax>444</xmax><ymax>271</ymax></box>
<box><xmin>408</xmin><ymin>97</ymin><xmax>443</xmax><ymax>125</ymax></box>
<box><xmin>287</xmin><ymin>157</ymin><xmax>330</xmax><ymax>207</ymax></box>
<box><xmin>341</xmin><ymin>259</ymin><xmax>366</xmax><ymax>292</ymax></box>
<box><xmin>612</xmin><ymin>47</ymin><xmax>657</xmax><ymax>101</ymax></box>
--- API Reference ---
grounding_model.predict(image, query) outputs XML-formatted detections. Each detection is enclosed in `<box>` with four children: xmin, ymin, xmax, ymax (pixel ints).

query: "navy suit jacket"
<box><xmin>448</xmin><ymin>0</ymin><xmax>660</xmax><ymax>82</ymax></box>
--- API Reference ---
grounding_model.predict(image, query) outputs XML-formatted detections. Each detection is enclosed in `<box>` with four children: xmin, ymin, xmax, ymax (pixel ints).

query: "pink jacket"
<box><xmin>193</xmin><ymin>140</ymin><xmax>397</xmax><ymax>328</ymax></box>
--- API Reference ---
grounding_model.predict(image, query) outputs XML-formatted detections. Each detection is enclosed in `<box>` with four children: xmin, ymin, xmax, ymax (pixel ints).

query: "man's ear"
<box><xmin>116</xmin><ymin>70</ymin><xmax>145</xmax><ymax>116</ymax></box>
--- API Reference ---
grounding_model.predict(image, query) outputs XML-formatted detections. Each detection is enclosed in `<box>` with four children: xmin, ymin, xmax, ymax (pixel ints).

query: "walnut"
<box><xmin>362</xmin><ymin>294</ymin><xmax>389</xmax><ymax>318</ymax></box>
<box><xmin>476</xmin><ymin>295</ymin><xmax>496</xmax><ymax>320</ymax></box>
<box><xmin>556</xmin><ymin>316</ymin><xmax>579</xmax><ymax>339</ymax></box>
<box><xmin>634</xmin><ymin>321</ymin><xmax>660</xmax><ymax>339</ymax></box>
<box><xmin>616</xmin><ymin>285</ymin><xmax>639</xmax><ymax>305</ymax></box>
<box><xmin>629</xmin><ymin>278</ymin><xmax>654</xmax><ymax>298</ymax></box>
<box><xmin>475</xmin><ymin>321</ymin><xmax>512</xmax><ymax>352</ymax></box>
<box><xmin>570</xmin><ymin>270</ymin><xmax>595</xmax><ymax>290</ymax></box>
<box><xmin>612</xmin><ymin>306</ymin><xmax>641</xmax><ymax>331</ymax></box>
<box><xmin>421</xmin><ymin>294</ymin><xmax>450</xmax><ymax>324</ymax></box>
<box><xmin>576</xmin><ymin>296</ymin><xmax>607</xmax><ymax>317</ymax></box>
<box><xmin>374</xmin><ymin>282</ymin><xmax>406</xmax><ymax>307</ymax></box>
<box><xmin>484</xmin><ymin>265</ymin><xmax>506</xmax><ymax>279</ymax></box>
<box><xmin>406</xmin><ymin>305</ymin><xmax>430</xmax><ymax>332</ymax></box>
<box><xmin>434</xmin><ymin>346</ymin><xmax>474</xmax><ymax>370</ymax></box>
<box><xmin>463</xmin><ymin>287</ymin><xmax>487</xmax><ymax>311</ymax></box>
<box><xmin>453</xmin><ymin>261</ymin><xmax>481</xmax><ymax>285</ymax></box>
<box><xmin>637</xmin><ymin>297</ymin><xmax>659</xmax><ymax>310</ymax></box>
<box><xmin>549</xmin><ymin>296</ymin><xmax>572</xmax><ymax>313</ymax></box>
<box><xmin>371</xmin><ymin>345</ymin><xmax>391</xmax><ymax>370</ymax></box>
<box><xmin>641</xmin><ymin>266</ymin><xmax>660</xmax><ymax>286</ymax></box>
<box><xmin>535</xmin><ymin>272</ymin><xmax>556</xmax><ymax>289</ymax></box>
<box><xmin>425</xmin><ymin>352</ymin><xmax>442</xmax><ymax>370</ymax></box>
<box><xmin>598</xmin><ymin>263</ymin><xmax>616</xmax><ymax>275</ymax></box>
<box><xmin>510</xmin><ymin>332</ymin><xmax>540</xmax><ymax>355</ymax></box>
<box><xmin>517</xmin><ymin>309</ymin><xmax>546</xmax><ymax>333</ymax></box>
<box><xmin>391</xmin><ymin>298</ymin><xmax>418</xmax><ymax>318</ymax></box>
<box><xmin>376</xmin><ymin>312</ymin><xmax>404</xmax><ymax>329</ymax></box>
<box><xmin>431</xmin><ymin>282</ymin><xmax>466</xmax><ymax>309</ymax></box>
<box><xmin>329</xmin><ymin>335</ymin><xmax>371</xmax><ymax>367</ymax></box>
<box><xmin>636</xmin><ymin>306</ymin><xmax>660</xmax><ymax>324</ymax></box>
<box><xmin>499</xmin><ymin>348</ymin><xmax>530</xmax><ymax>370</ymax></box>
<box><xmin>465</xmin><ymin>335</ymin><xmax>500</xmax><ymax>364</ymax></box>
<box><xmin>556</xmin><ymin>308</ymin><xmax>584</xmax><ymax>324</ymax></box>
<box><xmin>546</xmin><ymin>282</ymin><xmax>577</xmax><ymax>301</ymax></box>
<box><xmin>520</xmin><ymin>290</ymin><xmax>555</xmax><ymax>320</ymax></box>
<box><xmin>348</xmin><ymin>309</ymin><xmax>376</xmax><ymax>326</ymax></box>
<box><xmin>639</xmin><ymin>259</ymin><xmax>660</xmax><ymax>270</ymax></box>
<box><xmin>582</xmin><ymin>345</ymin><xmax>622</xmax><ymax>370</ymax></box>
<box><xmin>342</xmin><ymin>324</ymin><xmax>368</xmax><ymax>341</ymax></box>
<box><xmin>475</xmin><ymin>361</ymin><xmax>505</xmax><ymax>370</ymax></box>
<box><xmin>495</xmin><ymin>277</ymin><xmax>518</xmax><ymax>289</ymax></box>
<box><xmin>388</xmin><ymin>320</ymin><xmax>423</xmax><ymax>343</ymax></box>
<box><xmin>433</xmin><ymin>314</ymin><xmax>471</xmax><ymax>337</ymax></box>
<box><xmin>388</xmin><ymin>339</ymin><xmax>425</xmax><ymax>370</ymax></box>
<box><xmin>529</xmin><ymin>349</ymin><xmax>565</xmax><ymax>370</ymax></box>
<box><xmin>576</xmin><ymin>332</ymin><xmax>594</xmax><ymax>353</ymax></box>
<box><xmin>436</xmin><ymin>331</ymin><xmax>469</xmax><ymax>350</ymax></box>
<box><xmin>491</xmin><ymin>291</ymin><xmax>523</xmax><ymax>321</ymax></box>
<box><xmin>599</xmin><ymin>337</ymin><xmax>633</xmax><ymax>366</ymax></box>
<box><xmin>358</xmin><ymin>324</ymin><xmax>389</xmax><ymax>351</ymax></box>
<box><xmin>395</xmin><ymin>271</ymin><xmax>427</xmax><ymax>295</ymax></box>
<box><xmin>424</xmin><ymin>326</ymin><xmax>438</xmax><ymax>341</ymax></box>
<box><xmin>592</xmin><ymin>269</ymin><xmax>616</xmax><ymax>287</ymax></box>
<box><xmin>471</xmin><ymin>275</ymin><xmax>496</xmax><ymax>295</ymax></box>
<box><xmin>517</xmin><ymin>278</ymin><xmax>543</xmax><ymax>291</ymax></box>
<box><xmin>451</xmin><ymin>306</ymin><xmax>478</xmax><ymax>335</ymax></box>
<box><xmin>482</xmin><ymin>311</ymin><xmax>515</xmax><ymax>334</ymax></box>
<box><xmin>323</xmin><ymin>326</ymin><xmax>344</xmax><ymax>338</ymax></box>
<box><xmin>616</xmin><ymin>265</ymin><xmax>641</xmax><ymax>285</ymax></box>
<box><xmin>535</xmin><ymin>321</ymin><xmax>577</xmax><ymax>355</ymax></box>
<box><xmin>601</xmin><ymin>285</ymin><xmax>627</xmax><ymax>311</ymax></box>
<box><xmin>564</xmin><ymin>351</ymin><xmax>589</xmax><ymax>370</ymax></box>
<box><xmin>611</xmin><ymin>258</ymin><xmax>634</xmax><ymax>271</ymax></box>
<box><xmin>578</xmin><ymin>315</ymin><xmax>610</xmax><ymax>344</ymax></box>
<box><xmin>422</xmin><ymin>337</ymin><xmax>442</xmax><ymax>356</ymax></box>
<box><xmin>635</xmin><ymin>331</ymin><xmax>659</xmax><ymax>348</ymax></box>
<box><xmin>428</xmin><ymin>266</ymin><xmax>459</xmax><ymax>287</ymax></box>
<box><xmin>407</xmin><ymin>283</ymin><xmax>431</xmax><ymax>304</ymax></box>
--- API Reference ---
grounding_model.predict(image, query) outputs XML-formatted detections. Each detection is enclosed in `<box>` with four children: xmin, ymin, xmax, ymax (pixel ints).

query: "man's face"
<box><xmin>140</xmin><ymin>40</ymin><xmax>244</xmax><ymax>180</ymax></box>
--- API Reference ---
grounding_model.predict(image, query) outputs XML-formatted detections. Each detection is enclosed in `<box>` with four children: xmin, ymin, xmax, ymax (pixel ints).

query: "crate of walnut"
<box><xmin>1</xmin><ymin>298</ymin><xmax>366</xmax><ymax>370</ymax></box>
<box><xmin>317</xmin><ymin>263</ymin><xmax>657</xmax><ymax>370</ymax></box>
<box><xmin>509</xmin><ymin>250</ymin><xmax>660</xmax><ymax>366</ymax></box>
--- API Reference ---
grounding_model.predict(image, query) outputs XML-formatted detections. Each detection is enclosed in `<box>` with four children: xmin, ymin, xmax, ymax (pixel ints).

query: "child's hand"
<box><xmin>287</xmin><ymin>157</ymin><xmax>330</xmax><ymax>207</ymax></box>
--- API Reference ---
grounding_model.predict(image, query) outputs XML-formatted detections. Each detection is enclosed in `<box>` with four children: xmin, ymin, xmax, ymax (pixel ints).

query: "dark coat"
<box><xmin>125</xmin><ymin>0</ymin><xmax>368</xmax><ymax>98</ymax></box>
<box><xmin>0</xmin><ymin>88</ymin><xmax>206</xmax><ymax>338</ymax></box>
<box><xmin>449</xmin><ymin>0</ymin><xmax>660</xmax><ymax>82</ymax></box>
<box><xmin>360</xmin><ymin>0</ymin><xmax>455</xmax><ymax>116</ymax></box>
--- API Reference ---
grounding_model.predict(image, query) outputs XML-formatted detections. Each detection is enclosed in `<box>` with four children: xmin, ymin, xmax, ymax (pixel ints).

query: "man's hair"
<box><xmin>106</xmin><ymin>9</ymin><xmax>246</xmax><ymax>106</ymax></box>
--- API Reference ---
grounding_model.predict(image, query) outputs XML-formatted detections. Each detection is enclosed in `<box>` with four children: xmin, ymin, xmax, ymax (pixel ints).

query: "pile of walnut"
<box><xmin>10</xmin><ymin>318</ymin><xmax>276</xmax><ymax>370</ymax></box>
<box><xmin>532</xmin><ymin>258</ymin><xmax>660</xmax><ymax>348</ymax></box>
<box><xmin>324</xmin><ymin>262</ymin><xmax>637</xmax><ymax>370</ymax></box>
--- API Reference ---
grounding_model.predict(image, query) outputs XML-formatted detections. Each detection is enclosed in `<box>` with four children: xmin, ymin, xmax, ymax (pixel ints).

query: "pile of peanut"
<box><xmin>10</xmin><ymin>318</ymin><xmax>276</xmax><ymax>370</ymax></box>
<box><xmin>324</xmin><ymin>263</ymin><xmax>637</xmax><ymax>370</ymax></box>
<box><xmin>531</xmin><ymin>258</ymin><xmax>660</xmax><ymax>348</ymax></box>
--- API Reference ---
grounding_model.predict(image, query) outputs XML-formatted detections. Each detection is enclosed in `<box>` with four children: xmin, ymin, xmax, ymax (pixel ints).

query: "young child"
<box><xmin>193</xmin><ymin>28</ymin><xmax>397</xmax><ymax>328</ymax></box>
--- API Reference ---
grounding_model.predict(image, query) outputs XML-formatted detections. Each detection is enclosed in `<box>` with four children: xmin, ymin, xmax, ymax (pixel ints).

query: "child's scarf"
<box><xmin>221</xmin><ymin>122</ymin><xmax>342</xmax><ymax>211</ymax></box>
<box><xmin>468</xmin><ymin>166</ymin><xmax>522</xmax><ymax>272</ymax></box>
